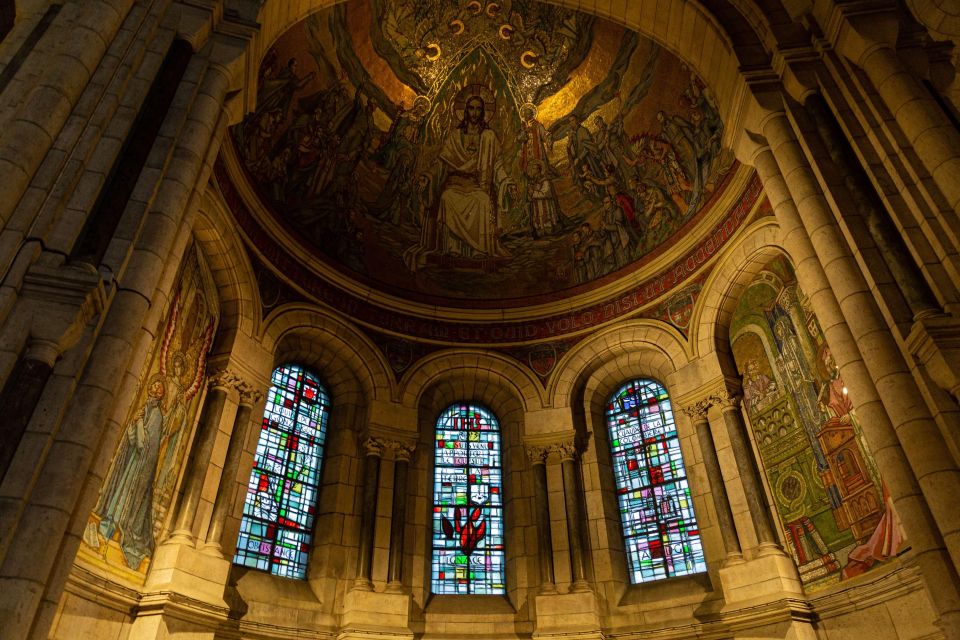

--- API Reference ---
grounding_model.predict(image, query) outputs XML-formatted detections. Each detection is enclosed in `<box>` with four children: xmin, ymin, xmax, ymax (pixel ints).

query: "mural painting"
<box><xmin>80</xmin><ymin>245</ymin><xmax>219</xmax><ymax>579</ymax></box>
<box><xmin>730</xmin><ymin>256</ymin><xmax>905</xmax><ymax>589</ymax></box>
<box><xmin>231</xmin><ymin>0</ymin><xmax>732</xmax><ymax>302</ymax></box>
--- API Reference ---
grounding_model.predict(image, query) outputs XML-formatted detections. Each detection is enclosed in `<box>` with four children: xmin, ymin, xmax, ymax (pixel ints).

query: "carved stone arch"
<box><xmin>689</xmin><ymin>220</ymin><xmax>784</xmax><ymax>370</ymax></box>
<box><xmin>249</xmin><ymin>0</ymin><xmax>754</xmax><ymax>142</ymax></box>
<box><xmin>261</xmin><ymin>303</ymin><xmax>394</xmax><ymax>405</ymax></box>
<box><xmin>193</xmin><ymin>188</ymin><xmax>260</xmax><ymax>356</ymax></box>
<box><xmin>399</xmin><ymin>350</ymin><xmax>545</xmax><ymax>416</ymax></box>
<box><xmin>548</xmin><ymin>319</ymin><xmax>688</xmax><ymax>410</ymax></box>
<box><xmin>404</xmin><ymin>349</ymin><xmax>538</xmax><ymax>606</ymax></box>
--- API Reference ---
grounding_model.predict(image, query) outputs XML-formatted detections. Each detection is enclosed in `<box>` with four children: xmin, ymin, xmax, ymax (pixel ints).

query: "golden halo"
<box><xmin>498</xmin><ymin>24</ymin><xmax>514</xmax><ymax>40</ymax></box>
<box><xmin>466</xmin><ymin>1</ymin><xmax>482</xmax><ymax>14</ymax></box>
<box><xmin>449</xmin><ymin>19</ymin><xmax>465</xmax><ymax>35</ymax></box>
<box><xmin>520</xmin><ymin>50</ymin><xmax>538</xmax><ymax>68</ymax></box>
<box><xmin>486</xmin><ymin>2</ymin><xmax>501</xmax><ymax>17</ymax></box>
<box><xmin>425</xmin><ymin>43</ymin><xmax>441</xmax><ymax>61</ymax></box>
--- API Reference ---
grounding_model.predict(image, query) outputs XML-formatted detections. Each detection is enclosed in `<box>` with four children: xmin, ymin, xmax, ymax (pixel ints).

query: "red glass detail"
<box><xmin>650</xmin><ymin>465</ymin><xmax>664</xmax><ymax>485</ymax></box>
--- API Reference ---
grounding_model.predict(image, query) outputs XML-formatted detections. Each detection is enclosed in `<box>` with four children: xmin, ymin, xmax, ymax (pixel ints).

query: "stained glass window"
<box><xmin>431</xmin><ymin>403</ymin><xmax>505</xmax><ymax>594</ymax></box>
<box><xmin>607</xmin><ymin>378</ymin><xmax>706</xmax><ymax>583</ymax></box>
<box><xmin>234</xmin><ymin>364</ymin><xmax>329</xmax><ymax>579</ymax></box>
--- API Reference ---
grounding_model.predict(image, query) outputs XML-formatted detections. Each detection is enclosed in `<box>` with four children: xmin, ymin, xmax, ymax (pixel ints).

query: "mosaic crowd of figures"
<box><xmin>730</xmin><ymin>256</ymin><xmax>904</xmax><ymax>589</ymax></box>
<box><xmin>432</xmin><ymin>403</ymin><xmax>506</xmax><ymax>594</ymax></box>
<box><xmin>234</xmin><ymin>364</ymin><xmax>331</xmax><ymax>579</ymax></box>
<box><xmin>606</xmin><ymin>378</ymin><xmax>707</xmax><ymax>582</ymax></box>
<box><xmin>231</xmin><ymin>0</ymin><xmax>732</xmax><ymax>301</ymax></box>
<box><xmin>80</xmin><ymin>245</ymin><xmax>219</xmax><ymax>579</ymax></box>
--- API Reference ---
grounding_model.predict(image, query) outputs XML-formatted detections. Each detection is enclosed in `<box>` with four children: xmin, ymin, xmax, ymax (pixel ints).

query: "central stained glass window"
<box><xmin>234</xmin><ymin>364</ymin><xmax>329</xmax><ymax>579</ymax></box>
<box><xmin>607</xmin><ymin>378</ymin><xmax>706</xmax><ymax>583</ymax></box>
<box><xmin>431</xmin><ymin>403</ymin><xmax>505</xmax><ymax>594</ymax></box>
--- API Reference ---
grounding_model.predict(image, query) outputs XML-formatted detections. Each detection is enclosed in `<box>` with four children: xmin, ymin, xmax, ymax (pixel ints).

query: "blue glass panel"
<box><xmin>234</xmin><ymin>364</ymin><xmax>330</xmax><ymax>579</ymax></box>
<box><xmin>607</xmin><ymin>379</ymin><xmax>706</xmax><ymax>583</ymax></box>
<box><xmin>431</xmin><ymin>404</ymin><xmax>505</xmax><ymax>594</ymax></box>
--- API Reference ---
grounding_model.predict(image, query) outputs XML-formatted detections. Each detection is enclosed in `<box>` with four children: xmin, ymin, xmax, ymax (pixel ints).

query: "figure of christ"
<box><xmin>435</xmin><ymin>96</ymin><xmax>509</xmax><ymax>258</ymax></box>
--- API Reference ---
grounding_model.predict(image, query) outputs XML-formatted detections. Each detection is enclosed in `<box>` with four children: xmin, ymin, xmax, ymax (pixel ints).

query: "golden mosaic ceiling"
<box><xmin>225</xmin><ymin>0</ymin><xmax>737</xmax><ymax>307</ymax></box>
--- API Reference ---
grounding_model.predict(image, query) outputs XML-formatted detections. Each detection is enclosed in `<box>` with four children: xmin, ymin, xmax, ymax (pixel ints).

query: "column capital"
<box><xmin>711</xmin><ymin>391</ymin><xmax>742</xmax><ymax>411</ymax></box>
<box><xmin>362</xmin><ymin>436</ymin><xmax>386</xmax><ymax>457</ymax></box>
<box><xmin>235</xmin><ymin>378</ymin><xmax>264</xmax><ymax>406</ymax></box>
<box><xmin>207</xmin><ymin>368</ymin><xmax>241</xmax><ymax>392</ymax></box>
<box><xmin>554</xmin><ymin>440</ymin><xmax>579</xmax><ymax>461</ymax></box>
<box><xmin>681</xmin><ymin>398</ymin><xmax>713</xmax><ymax>421</ymax></box>
<box><xmin>388</xmin><ymin>440</ymin><xmax>416</xmax><ymax>462</ymax></box>
<box><xmin>525</xmin><ymin>445</ymin><xmax>550</xmax><ymax>465</ymax></box>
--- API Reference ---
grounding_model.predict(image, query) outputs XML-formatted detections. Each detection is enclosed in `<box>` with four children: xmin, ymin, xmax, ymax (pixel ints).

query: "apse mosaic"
<box><xmin>432</xmin><ymin>403</ymin><xmax>505</xmax><ymax>594</ymax></box>
<box><xmin>606</xmin><ymin>379</ymin><xmax>706</xmax><ymax>582</ymax></box>
<box><xmin>232</xmin><ymin>0</ymin><xmax>731</xmax><ymax>302</ymax></box>
<box><xmin>730</xmin><ymin>256</ymin><xmax>905</xmax><ymax>589</ymax></box>
<box><xmin>80</xmin><ymin>245</ymin><xmax>219</xmax><ymax>579</ymax></box>
<box><xmin>234</xmin><ymin>365</ymin><xmax>330</xmax><ymax>579</ymax></box>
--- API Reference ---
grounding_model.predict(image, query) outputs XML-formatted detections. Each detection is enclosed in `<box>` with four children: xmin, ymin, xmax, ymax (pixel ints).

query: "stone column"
<box><xmin>385</xmin><ymin>442</ymin><xmax>414</xmax><ymax>593</ymax></box>
<box><xmin>682</xmin><ymin>399</ymin><xmax>743</xmax><ymax>562</ymax></box>
<box><xmin>753</xmin><ymin>138</ymin><xmax>960</xmax><ymax>635</ymax></box>
<box><xmin>0</xmin><ymin>345</ymin><xmax>57</xmax><ymax>480</ymax></box>
<box><xmin>803</xmin><ymin>93</ymin><xmax>939</xmax><ymax>319</ymax></box>
<box><xmin>711</xmin><ymin>393</ymin><xmax>780</xmax><ymax>553</ymax></box>
<box><xmin>354</xmin><ymin>436</ymin><xmax>384</xmax><ymax>590</ymax></box>
<box><xmin>203</xmin><ymin>383</ymin><xmax>262</xmax><ymax>555</ymax></box>
<box><xmin>856</xmin><ymin>41</ymin><xmax>960</xmax><ymax>213</ymax></box>
<box><xmin>762</xmin><ymin>110</ymin><xmax>960</xmax><ymax>574</ymax></box>
<box><xmin>167</xmin><ymin>369</ymin><xmax>236</xmax><ymax>544</ymax></box>
<box><xmin>527</xmin><ymin>445</ymin><xmax>557</xmax><ymax>592</ymax></box>
<box><xmin>558</xmin><ymin>442</ymin><xmax>589</xmax><ymax>592</ymax></box>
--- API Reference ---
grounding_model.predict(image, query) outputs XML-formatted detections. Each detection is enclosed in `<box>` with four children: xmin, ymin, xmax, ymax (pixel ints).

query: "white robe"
<box><xmin>437</xmin><ymin>128</ymin><xmax>507</xmax><ymax>256</ymax></box>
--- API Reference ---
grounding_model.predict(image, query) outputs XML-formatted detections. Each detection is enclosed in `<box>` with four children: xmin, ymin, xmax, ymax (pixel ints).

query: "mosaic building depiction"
<box><xmin>730</xmin><ymin>256</ymin><xmax>904</xmax><ymax>588</ymax></box>
<box><xmin>3</xmin><ymin>0</ymin><xmax>960</xmax><ymax>639</ymax></box>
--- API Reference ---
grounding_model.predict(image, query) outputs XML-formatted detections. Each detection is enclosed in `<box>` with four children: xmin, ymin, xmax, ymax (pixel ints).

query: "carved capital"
<box><xmin>525</xmin><ymin>445</ymin><xmax>550</xmax><ymax>465</ymax></box>
<box><xmin>362</xmin><ymin>436</ymin><xmax>386</xmax><ymax>458</ymax></box>
<box><xmin>235</xmin><ymin>379</ymin><xmax>264</xmax><ymax>406</ymax></box>
<box><xmin>681</xmin><ymin>399</ymin><xmax>712</xmax><ymax>422</ymax></box>
<box><xmin>711</xmin><ymin>391</ymin><xmax>742</xmax><ymax>411</ymax></box>
<box><xmin>389</xmin><ymin>440</ymin><xmax>416</xmax><ymax>463</ymax></box>
<box><xmin>554</xmin><ymin>441</ymin><xmax>579</xmax><ymax>461</ymax></box>
<box><xmin>208</xmin><ymin>368</ymin><xmax>241</xmax><ymax>391</ymax></box>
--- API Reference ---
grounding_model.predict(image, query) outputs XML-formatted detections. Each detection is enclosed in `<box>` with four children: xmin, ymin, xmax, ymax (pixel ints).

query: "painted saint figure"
<box><xmin>435</xmin><ymin>94</ymin><xmax>508</xmax><ymax>258</ymax></box>
<box><xmin>87</xmin><ymin>375</ymin><xmax>167</xmax><ymax>570</ymax></box>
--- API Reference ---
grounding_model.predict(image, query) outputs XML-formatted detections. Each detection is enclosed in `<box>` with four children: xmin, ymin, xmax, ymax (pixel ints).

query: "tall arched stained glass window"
<box><xmin>607</xmin><ymin>378</ymin><xmax>706</xmax><ymax>583</ymax></box>
<box><xmin>234</xmin><ymin>364</ymin><xmax>329</xmax><ymax>579</ymax></box>
<box><xmin>432</xmin><ymin>403</ymin><xmax>505</xmax><ymax>594</ymax></box>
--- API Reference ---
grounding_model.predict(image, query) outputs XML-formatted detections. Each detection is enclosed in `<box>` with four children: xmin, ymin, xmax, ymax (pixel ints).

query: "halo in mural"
<box><xmin>230</xmin><ymin>0</ymin><xmax>733</xmax><ymax>303</ymax></box>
